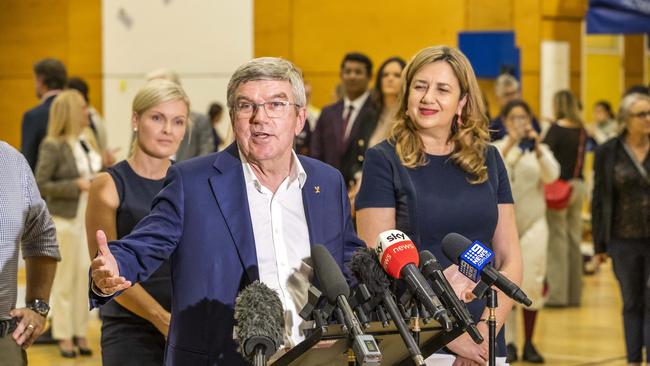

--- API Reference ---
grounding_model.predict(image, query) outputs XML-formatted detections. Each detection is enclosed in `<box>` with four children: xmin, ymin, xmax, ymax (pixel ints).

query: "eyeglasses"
<box><xmin>235</xmin><ymin>101</ymin><xmax>301</xmax><ymax>118</ymax></box>
<box><xmin>630</xmin><ymin>110</ymin><xmax>650</xmax><ymax>119</ymax></box>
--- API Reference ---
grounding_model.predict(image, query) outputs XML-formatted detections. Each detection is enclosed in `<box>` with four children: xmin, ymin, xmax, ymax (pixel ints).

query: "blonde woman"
<box><xmin>355</xmin><ymin>46</ymin><xmax>522</xmax><ymax>365</ymax></box>
<box><xmin>542</xmin><ymin>89</ymin><xmax>587</xmax><ymax>307</ymax></box>
<box><xmin>35</xmin><ymin>89</ymin><xmax>102</xmax><ymax>357</ymax></box>
<box><xmin>85</xmin><ymin>79</ymin><xmax>189</xmax><ymax>366</ymax></box>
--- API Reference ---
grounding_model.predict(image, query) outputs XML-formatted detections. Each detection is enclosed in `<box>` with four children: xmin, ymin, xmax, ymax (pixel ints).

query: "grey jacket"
<box><xmin>175</xmin><ymin>111</ymin><xmax>215</xmax><ymax>162</ymax></box>
<box><xmin>35</xmin><ymin>139</ymin><xmax>81</xmax><ymax>218</ymax></box>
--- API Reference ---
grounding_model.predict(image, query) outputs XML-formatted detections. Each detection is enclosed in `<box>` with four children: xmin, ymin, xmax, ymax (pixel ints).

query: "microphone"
<box><xmin>234</xmin><ymin>281</ymin><xmax>284</xmax><ymax>366</ymax></box>
<box><xmin>376</xmin><ymin>230</ymin><xmax>453</xmax><ymax>331</ymax></box>
<box><xmin>312</xmin><ymin>245</ymin><xmax>382</xmax><ymax>366</ymax></box>
<box><xmin>441</xmin><ymin>233</ymin><xmax>532</xmax><ymax>306</ymax></box>
<box><xmin>419</xmin><ymin>250</ymin><xmax>483</xmax><ymax>344</ymax></box>
<box><xmin>350</xmin><ymin>247</ymin><xmax>425</xmax><ymax>366</ymax></box>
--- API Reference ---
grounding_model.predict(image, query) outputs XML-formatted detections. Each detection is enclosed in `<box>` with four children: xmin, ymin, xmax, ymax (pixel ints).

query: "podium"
<box><xmin>271</xmin><ymin>316</ymin><xmax>466</xmax><ymax>366</ymax></box>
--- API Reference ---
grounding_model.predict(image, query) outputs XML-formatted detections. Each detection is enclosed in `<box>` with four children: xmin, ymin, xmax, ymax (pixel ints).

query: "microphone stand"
<box><xmin>473</xmin><ymin>282</ymin><xmax>497</xmax><ymax>366</ymax></box>
<box><xmin>486</xmin><ymin>288</ymin><xmax>497</xmax><ymax>366</ymax></box>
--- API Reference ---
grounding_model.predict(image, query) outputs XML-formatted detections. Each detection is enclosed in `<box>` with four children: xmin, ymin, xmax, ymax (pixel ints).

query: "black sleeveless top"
<box><xmin>101</xmin><ymin>160</ymin><xmax>172</xmax><ymax>319</ymax></box>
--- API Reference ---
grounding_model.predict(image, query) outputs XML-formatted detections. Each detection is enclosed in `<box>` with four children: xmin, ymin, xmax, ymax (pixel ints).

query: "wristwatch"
<box><xmin>26</xmin><ymin>299</ymin><xmax>50</xmax><ymax>318</ymax></box>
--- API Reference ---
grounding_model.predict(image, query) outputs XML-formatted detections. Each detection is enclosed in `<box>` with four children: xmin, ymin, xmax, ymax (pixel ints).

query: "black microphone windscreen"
<box><xmin>441</xmin><ymin>233</ymin><xmax>473</xmax><ymax>265</ymax></box>
<box><xmin>349</xmin><ymin>247</ymin><xmax>391</xmax><ymax>294</ymax></box>
<box><xmin>234</xmin><ymin>281</ymin><xmax>284</xmax><ymax>359</ymax></box>
<box><xmin>419</xmin><ymin>250</ymin><xmax>443</xmax><ymax>272</ymax></box>
<box><xmin>312</xmin><ymin>244</ymin><xmax>350</xmax><ymax>303</ymax></box>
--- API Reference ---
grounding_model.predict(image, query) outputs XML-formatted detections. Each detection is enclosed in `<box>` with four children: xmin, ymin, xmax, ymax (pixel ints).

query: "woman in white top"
<box><xmin>35</xmin><ymin>90</ymin><xmax>102</xmax><ymax>358</ymax></box>
<box><xmin>493</xmin><ymin>99</ymin><xmax>559</xmax><ymax>363</ymax></box>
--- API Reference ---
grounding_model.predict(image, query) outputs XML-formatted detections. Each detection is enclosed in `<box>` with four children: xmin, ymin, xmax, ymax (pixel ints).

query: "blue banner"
<box><xmin>587</xmin><ymin>0</ymin><xmax>650</xmax><ymax>34</ymax></box>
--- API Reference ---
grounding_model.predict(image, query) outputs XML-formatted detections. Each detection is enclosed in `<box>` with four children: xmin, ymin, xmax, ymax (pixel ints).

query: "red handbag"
<box><xmin>544</xmin><ymin>128</ymin><xmax>585</xmax><ymax>210</ymax></box>
<box><xmin>544</xmin><ymin>179</ymin><xmax>572</xmax><ymax>210</ymax></box>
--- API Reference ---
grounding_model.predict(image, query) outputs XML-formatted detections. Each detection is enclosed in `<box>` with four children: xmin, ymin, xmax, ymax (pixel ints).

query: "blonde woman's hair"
<box><xmin>389</xmin><ymin>45</ymin><xmax>490</xmax><ymax>184</ymax></box>
<box><xmin>46</xmin><ymin>89</ymin><xmax>86</xmax><ymax>141</ymax></box>
<box><xmin>130</xmin><ymin>79</ymin><xmax>191</xmax><ymax>155</ymax></box>
<box><xmin>553</xmin><ymin>89</ymin><xmax>582</xmax><ymax>125</ymax></box>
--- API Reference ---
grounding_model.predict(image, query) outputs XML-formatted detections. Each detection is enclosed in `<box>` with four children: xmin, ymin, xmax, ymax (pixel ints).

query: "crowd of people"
<box><xmin>0</xmin><ymin>46</ymin><xmax>648</xmax><ymax>366</ymax></box>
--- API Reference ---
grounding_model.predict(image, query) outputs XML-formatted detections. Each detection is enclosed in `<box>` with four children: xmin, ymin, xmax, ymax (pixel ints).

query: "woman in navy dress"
<box><xmin>85</xmin><ymin>79</ymin><xmax>190</xmax><ymax>365</ymax></box>
<box><xmin>356</xmin><ymin>46</ymin><xmax>522</xmax><ymax>366</ymax></box>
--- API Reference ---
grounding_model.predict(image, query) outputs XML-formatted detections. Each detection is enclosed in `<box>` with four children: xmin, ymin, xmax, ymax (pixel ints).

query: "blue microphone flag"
<box><xmin>459</xmin><ymin>241</ymin><xmax>494</xmax><ymax>282</ymax></box>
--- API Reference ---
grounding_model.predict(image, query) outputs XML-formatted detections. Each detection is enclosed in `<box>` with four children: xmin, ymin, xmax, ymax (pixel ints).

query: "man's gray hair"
<box><xmin>494</xmin><ymin>73</ymin><xmax>520</xmax><ymax>96</ymax></box>
<box><xmin>226</xmin><ymin>57</ymin><xmax>306</xmax><ymax>112</ymax></box>
<box><xmin>619</xmin><ymin>92</ymin><xmax>650</xmax><ymax>123</ymax></box>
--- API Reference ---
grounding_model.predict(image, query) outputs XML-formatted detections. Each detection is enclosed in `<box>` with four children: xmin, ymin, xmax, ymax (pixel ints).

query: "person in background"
<box><xmin>543</xmin><ymin>89</ymin><xmax>587</xmax><ymax>308</ymax></box>
<box><xmin>304</xmin><ymin>81</ymin><xmax>321</xmax><ymax>131</ymax></box>
<box><xmin>589</xmin><ymin>100</ymin><xmax>618</xmax><ymax>145</ymax></box>
<box><xmin>592</xmin><ymin>93</ymin><xmax>650</xmax><ymax>366</ymax></box>
<box><xmin>0</xmin><ymin>141</ymin><xmax>60</xmax><ymax>366</ymax></box>
<box><xmin>494</xmin><ymin>100</ymin><xmax>560</xmax><ymax>364</ymax></box>
<box><xmin>208</xmin><ymin>102</ymin><xmax>224</xmax><ymax>152</ymax></box>
<box><xmin>146</xmin><ymin>68</ymin><xmax>214</xmax><ymax>161</ymax></box>
<box><xmin>86</xmin><ymin>79</ymin><xmax>188</xmax><ymax>366</ymax></box>
<box><xmin>368</xmin><ymin>56</ymin><xmax>406</xmax><ymax>148</ymax></box>
<box><xmin>21</xmin><ymin>58</ymin><xmax>67</xmax><ymax>171</ymax></box>
<box><xmin>356</xmin><ymin>45</ymin><xmax>522</xmax><ymax>365</ymax></box>
<box><xmin>35</xmin><ymin>90</ymin><xmax>102</xmax><ymax>358</ymax></box>
<box><xmin>489</xmin><ymin>73</ymin><xmax>541</xmax><ymax>141</ymax></box>
<box><xmin>310</xmin><ymin>52</ymin><xmax>379</xmax><ymax>187</ymax></box>
<box><xmin>347</xmin><ymin>56</ymin><xmax>406</xmax><ymax>214</ymax></box>
<box><xmin>67</xmin><ymin>76</ymin><xmax>118</xmax><ymax>168</ymax></box>
<box><xmin>294</xmin><ymin>81</ymin><xmax>321</xmax><ymax>156</ymax></box>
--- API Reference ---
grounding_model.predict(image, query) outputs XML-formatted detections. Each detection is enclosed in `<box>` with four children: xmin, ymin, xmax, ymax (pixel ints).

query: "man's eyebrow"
<box><xmin>268</xmin><ymin>92</ymin><xmax>289</xmax><ymax>100</ymax></box>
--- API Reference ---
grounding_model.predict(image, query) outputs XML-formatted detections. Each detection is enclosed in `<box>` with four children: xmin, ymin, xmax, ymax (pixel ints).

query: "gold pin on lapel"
<box><xmin>314</xmin><ymin>186</ymin><xmax>321</xmax><ymax>194</ymax></box>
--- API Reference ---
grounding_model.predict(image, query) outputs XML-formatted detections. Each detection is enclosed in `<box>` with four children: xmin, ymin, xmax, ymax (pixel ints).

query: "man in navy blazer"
<box><xmin>310</xmin><ymin>52</ymin><xmax>379</xmax><ymax>188</ymax></box>
<box><xmin>21</xmin><ymin>58</ymin><xmax>67</xmax><ymax>171</ymax></box>
<box><xmin>89</xmin><ymin>58</ymin><xmax>365</xmax><ymax>365</ymax></box>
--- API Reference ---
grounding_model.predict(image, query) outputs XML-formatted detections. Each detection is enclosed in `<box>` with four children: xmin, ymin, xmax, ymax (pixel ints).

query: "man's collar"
<box><xmin>344</xmin><ymin>91</ymin><xmax>370</xmax><ymax>110</ymax></box>
<box><xmin>239</xmin><ymin>149</ymin><xmax>307</xmax><ymax>193</ymax></box>
<box><xmin>40</xmin><ymin>90</ymin><xmax>62</xmax><ymax>103</ymax></box>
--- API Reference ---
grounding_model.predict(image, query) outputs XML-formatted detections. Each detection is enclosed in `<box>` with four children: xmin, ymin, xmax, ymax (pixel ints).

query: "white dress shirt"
<box><xmin>342</xmin><ymin>91</ymin><xmax>370</xmax><ymax>140</ymax></box>
<box><xmin>240</xmin><ymin>150</ymin><xmax>312</xmax><ymax>347</ymax></box>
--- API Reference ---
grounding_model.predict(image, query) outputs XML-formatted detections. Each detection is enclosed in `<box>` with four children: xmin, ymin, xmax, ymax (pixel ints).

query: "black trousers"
<box><xmin>101</xmin><ymin>316</ymin><xmax>166</xmax><ymax>366</ymax></box>
<box><xmin>610</xmin><ymin>238</ymin><xmax>650</xmax><ymax>363</ymax></box>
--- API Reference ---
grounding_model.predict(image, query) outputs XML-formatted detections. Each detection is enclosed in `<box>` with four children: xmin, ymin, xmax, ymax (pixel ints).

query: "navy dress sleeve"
<box><xmin>491</xmin><ymin>146</ymin><xmax>514</xmax><ymax>204</ymax></box>
<box><xmin>356</xmin><ymin>145</ymin><xmax>396</xmax><ymax>209</ymax></box>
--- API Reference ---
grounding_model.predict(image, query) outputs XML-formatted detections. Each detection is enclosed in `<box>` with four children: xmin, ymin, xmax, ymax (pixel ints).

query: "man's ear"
<box><xmin>295</xmin><ymin>107</ymin><xmax>307</xmax><ymax>136</ymax></box>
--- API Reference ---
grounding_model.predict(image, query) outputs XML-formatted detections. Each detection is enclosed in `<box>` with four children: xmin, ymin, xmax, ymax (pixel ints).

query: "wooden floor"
<box><xmin>23</xmin><ymin>262</ymin><xmax>628</xmax><ymax>366</ymax></box>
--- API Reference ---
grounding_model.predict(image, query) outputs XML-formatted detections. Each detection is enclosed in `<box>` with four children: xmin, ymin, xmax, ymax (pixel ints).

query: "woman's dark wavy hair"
<box><xmin>372</xmin><ymin>57</ymin><xmax>406</xmax><ymax>111</ymax></box>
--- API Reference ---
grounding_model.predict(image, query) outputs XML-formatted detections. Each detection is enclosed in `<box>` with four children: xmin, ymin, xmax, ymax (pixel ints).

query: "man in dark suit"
<box><xmin>89</xmin><ymin>57</ymin><xmax>364</xmax><ymax>365</ymax></box>
<box><xmin>310</xmin><ymin>52</ymin><xmax>379</xmax><ymax>188</ymax></box>
<box><xmin>21</xmin><ymin>58</ymin><xmax>67</xmax><ymax>171</ymax></box>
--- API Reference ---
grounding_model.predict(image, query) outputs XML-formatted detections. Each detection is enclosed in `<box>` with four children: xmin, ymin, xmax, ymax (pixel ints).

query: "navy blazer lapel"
<box><xmin>299</xmin><ymin>157</ymin><xmax>321</xmax><ymax>247</ymax></box>
<box><xmin>331</xmin><ymin>101</ymin><xmax>345</xmax><ymax>152</ymax></box>
<box><xmin>345</xmin><ymin>97</ymin><xmax>373</xmax><ymax>152</ymax></box>
<box><xmin>209</xmin><ymin>143</ymin><xmax>259</xmax><ymax>282</ymax></box>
